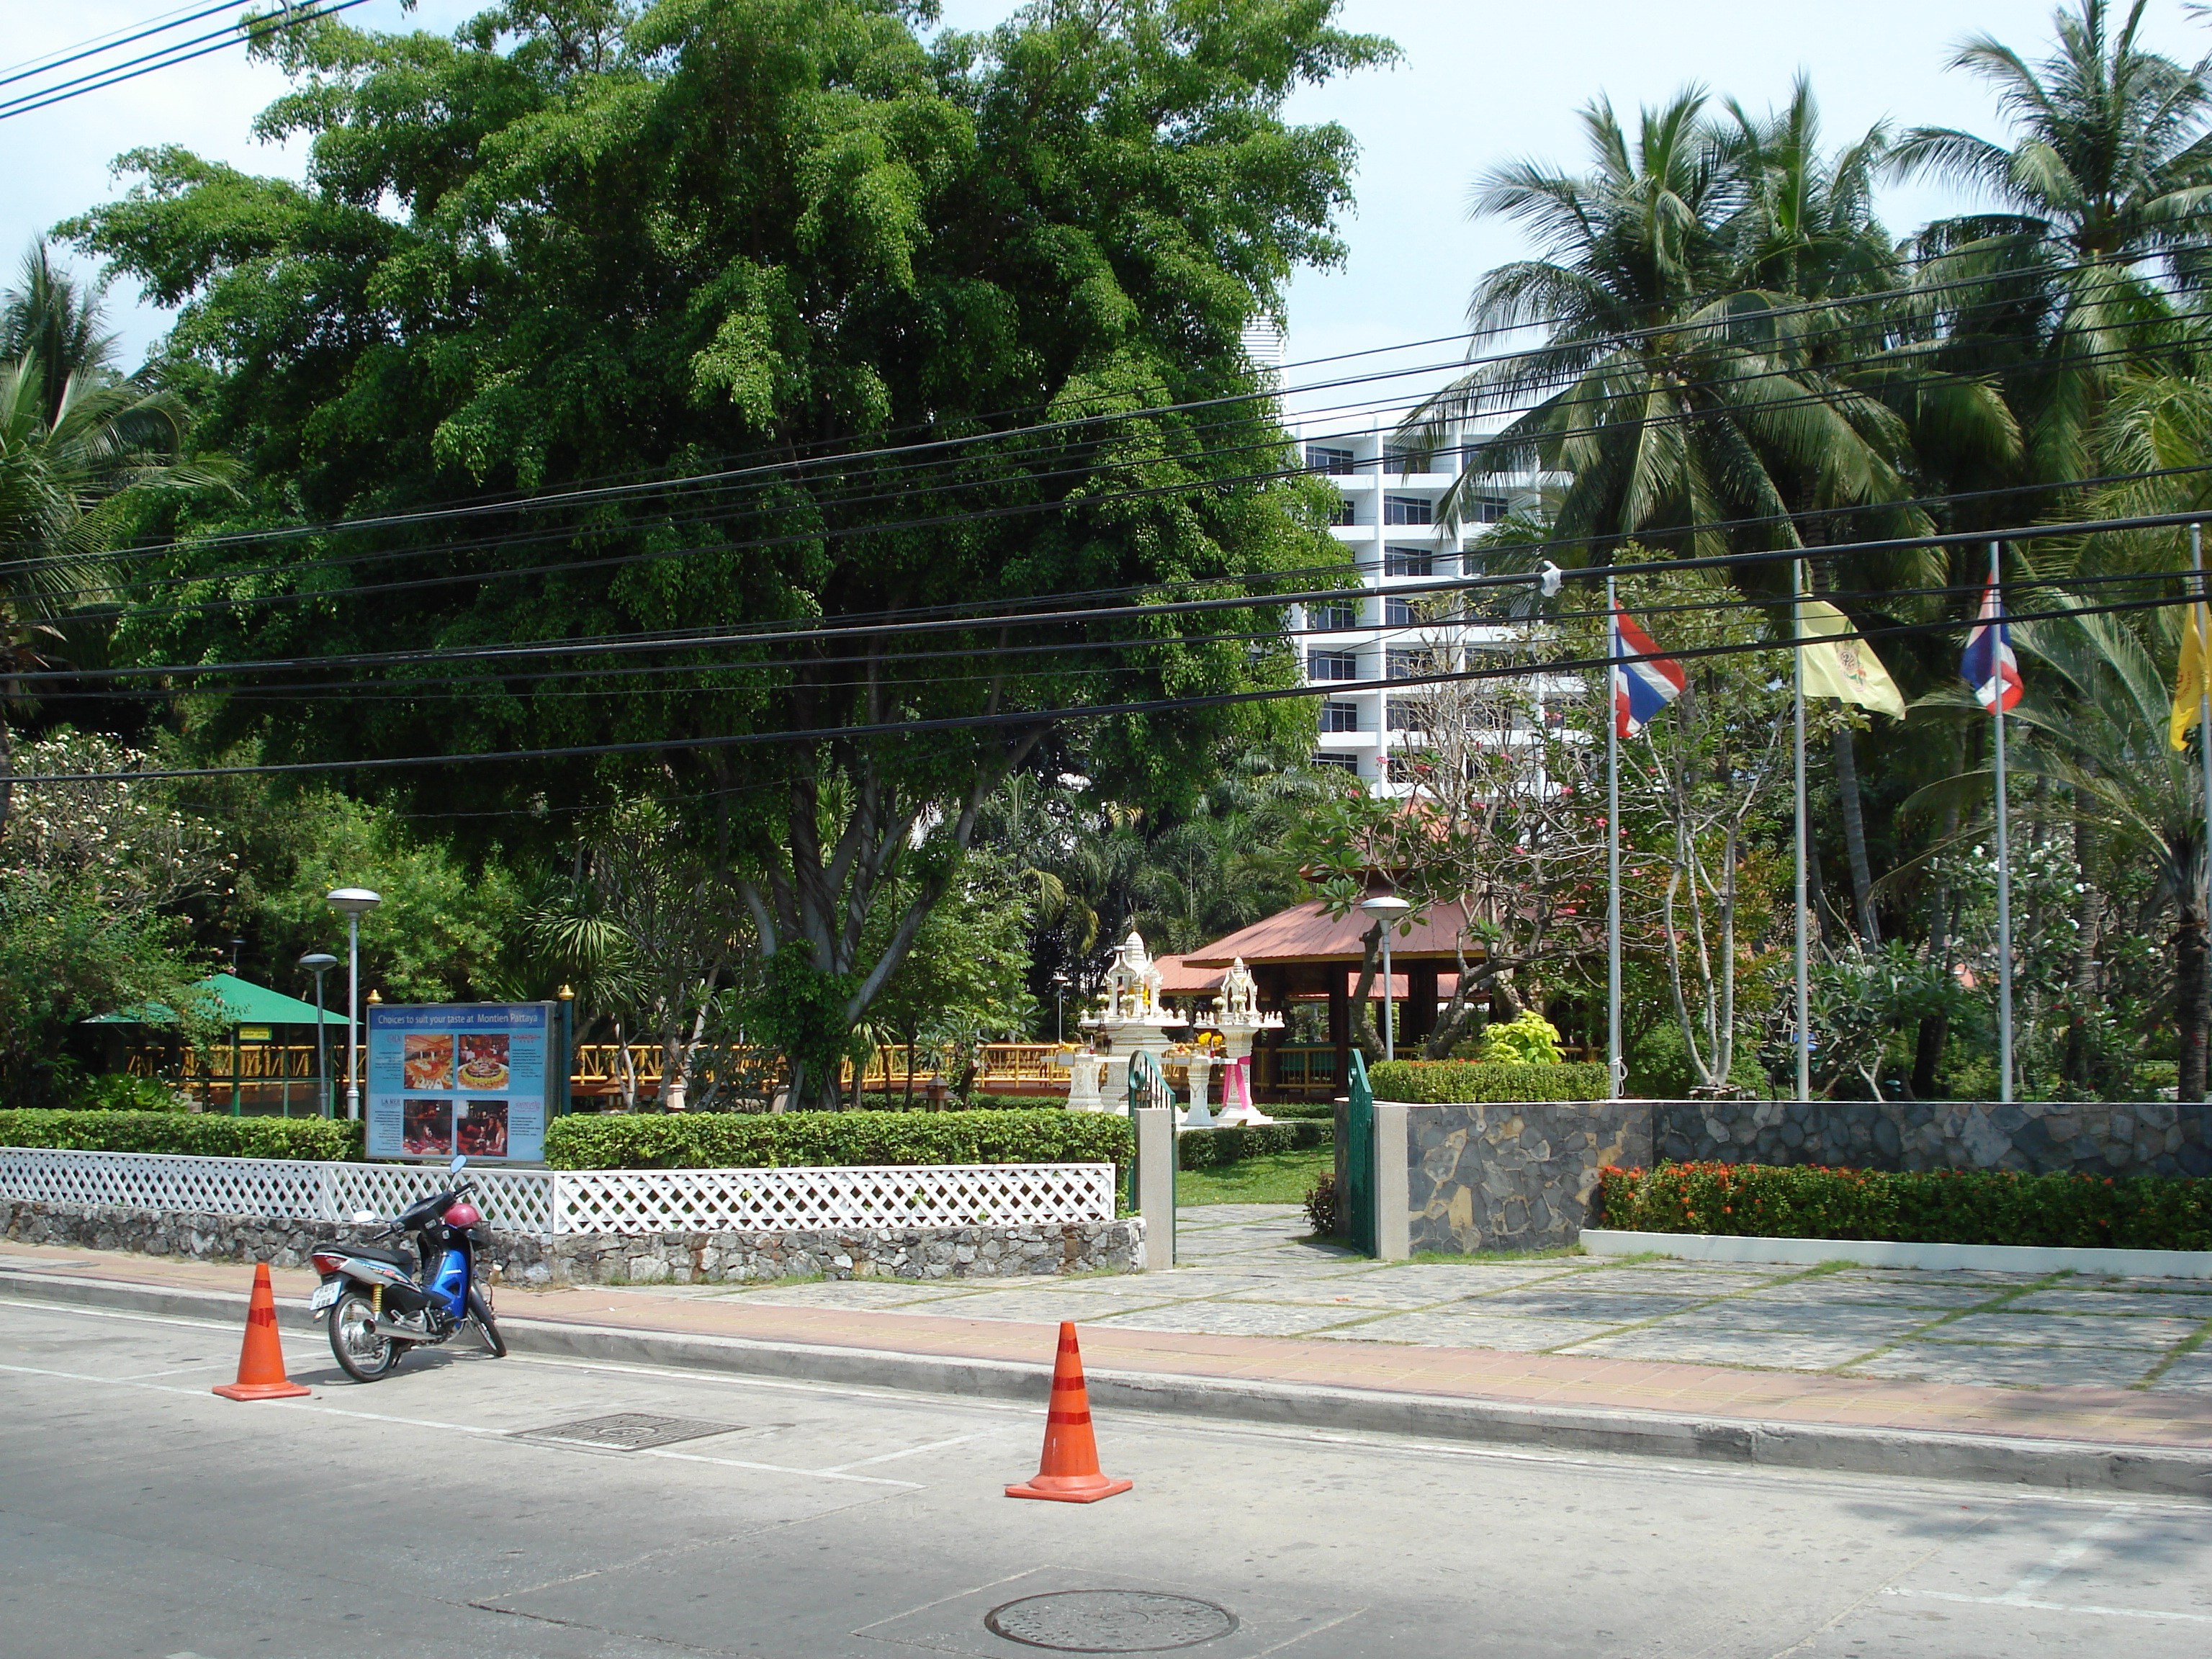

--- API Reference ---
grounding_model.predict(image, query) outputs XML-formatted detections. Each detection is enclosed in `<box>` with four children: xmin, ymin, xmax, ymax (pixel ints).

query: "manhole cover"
<box><xmin>984</xmin><ymin>1591</ymin><xmax>1238</xmax><ymax>1653</ymax></box>
<box><xmin>516</xmin><ymin>1413</ymin><xmax>739</xmax><ymax>1450</ymax></box>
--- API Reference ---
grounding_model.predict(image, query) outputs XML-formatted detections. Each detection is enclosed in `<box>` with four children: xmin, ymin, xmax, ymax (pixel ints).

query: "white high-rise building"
<box><xmin>1292</xmin><ymin>413</ymin><xmax>1558</xmax><ymax>795</ymax></box>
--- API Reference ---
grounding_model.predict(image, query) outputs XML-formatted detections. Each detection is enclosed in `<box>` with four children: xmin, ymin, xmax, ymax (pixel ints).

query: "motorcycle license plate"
<box><xmin>308</xmin><ymin>1281</ymin><xmax>342</xmax><ymax>1313</ymax></box>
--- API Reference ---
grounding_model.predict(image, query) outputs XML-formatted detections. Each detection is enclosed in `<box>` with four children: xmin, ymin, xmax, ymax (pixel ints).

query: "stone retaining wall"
<box><xmin>1650</xmin><ymin>1099</ymin><xmax>2212</xmax><ymax>1179</ymax></box>
<box><xmin>1401</xmin><ymin>1102</ymin><xmax>1647</xmax><ymax>1255</ymax></box>
<box><xmin>0</xmin><ymin>1199</ymin><xmax>1144</xmax><ymax>1285</ymax></box>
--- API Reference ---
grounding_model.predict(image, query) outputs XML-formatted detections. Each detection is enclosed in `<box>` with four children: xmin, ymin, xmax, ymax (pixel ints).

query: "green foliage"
<box><xmin>744</xmin><ymin>950</ymin><xmax>865</xmax><ymax>1102</ymax></box>
<box><xmin>1624</xmin><ymin>1018</ymin><xmax>1769</xmax><ymax>1100</ymax></box>
<box><xmin>1174</xmin><ymin>1120</ymin><xmax>1330</xmax><ymax>1169</ymax></box>
<box><xmin>0</xmin><ymin>1107</ymin><xmax>361</xmax><ymax>1160</ymax></box>
<box><xmin>1262</xmin><ymin>1101</ymin><xmax>1339</xmax><ymax>1120</ymax></box>
<box><xmin>1470</xmin><ymin>1011</ymin><xmax>1566</xmax><ymax>1066</ymax></box>
<box><xmin>1303</xmin><ymin>1172</ymin><xmax>1342</xmax><ymax>1236</ymax></box>
<box><xmin>544</xmin><ymin>1107</ymin><xmax>1130</xmax><ymax>1172</ymax></box>
<box><xmin>80</xmin><ymin>1074</ymin><xmax>191</xmax><ymax>1111</ymax></box>
<box><xmin>1367</xmin><ymin>1060</ymin><xmax>1612</xmax><ymax>1103</ymax></box>
<box><xmin>0</xmin><ymin>873</ymin><xmax>217</xmax><ymax>1106</ymax></box>
<box><xmin>1596</xmin><ymin>1161</ymin><xmax>2212</xmax><ymax>1250</ymax></box>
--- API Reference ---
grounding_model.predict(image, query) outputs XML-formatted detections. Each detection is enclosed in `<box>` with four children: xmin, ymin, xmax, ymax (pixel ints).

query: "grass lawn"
<box><xmin>1175</xmin><ymin>1144</ymin><xmax>1332</xmax><ymax>1205</ymax></box>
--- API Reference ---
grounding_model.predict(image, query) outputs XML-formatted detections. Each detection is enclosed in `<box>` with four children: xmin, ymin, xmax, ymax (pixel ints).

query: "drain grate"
<box><xmin>985</xmin><ymin>1591</ymin><xmax>1238</xmax><ymax>1653</ymax></box>
<box><xmin>516</xmin><ymin>1413</ymin><xmax>740</xmax><ymax>1451</ymax></box>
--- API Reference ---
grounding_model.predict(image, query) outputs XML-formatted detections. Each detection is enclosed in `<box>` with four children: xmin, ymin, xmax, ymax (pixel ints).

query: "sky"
<box><xmin>4</xmin><ymin>0</ymin><xmax>2208</xmax><ymax>405</ymax></box>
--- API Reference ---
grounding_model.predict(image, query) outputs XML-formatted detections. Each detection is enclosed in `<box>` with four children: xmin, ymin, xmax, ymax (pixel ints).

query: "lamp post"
<box><xmin>325</xmin><ymin>889</ymin><xmax>382</xmax><ymax>1120</ymax></box>
<box><xmin>1359</xmin><ymin>894</ymin><xmax>1412</xmax><ymax>1063</ymax></box>
<box><xmin>1051</xmin><ymin>971</ymin><xmax>1071</xmax><ymax>1044</ymax></box>
<box><xmin>299</xmin><ymin>953</ymin><xmax>338</xmax><ymax>1119</ymax></box>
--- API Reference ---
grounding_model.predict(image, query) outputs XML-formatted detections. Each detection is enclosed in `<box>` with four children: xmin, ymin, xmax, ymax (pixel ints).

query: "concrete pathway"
<box><xmin>725</xmin><ymin>1203</ymin><xmax>2212</xmax><ymax>1397</ymax></box>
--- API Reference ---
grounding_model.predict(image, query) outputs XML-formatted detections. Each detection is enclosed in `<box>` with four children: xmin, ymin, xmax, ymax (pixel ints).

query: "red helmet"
<box><xmin>444</xmin><ymin>1201</ymin><xmax>482</xmax><ymax>1229</ymax></box>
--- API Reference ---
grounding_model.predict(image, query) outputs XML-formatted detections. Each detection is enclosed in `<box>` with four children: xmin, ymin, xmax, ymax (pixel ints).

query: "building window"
<box><xmin>1311</xmin><ymin>598</ymin><xmax>1359</xmax><ymax>631</ymax></box>
<box><xmin>1310</xmin><ymin>752</ymin><xmax>1362</xmax><ymax>774</ymax></box>
<box><xmin>1320</xmin><ymin>699</ymin><xmax>1362</xmax><ymax>734</ymax></box>
<box><xmin>1327</xmin><ymin>496</ymin><xmax>1357</xmax><ymax>526</ymax></box>
<box><xmin>1307</xmin><ymin>445</ymin><xmax>1354</xmax><ymax>476</ymax></box>
<box><xmin>1386</xmin><ymin>698</ymin><xmax>1421</xmax><ymax>731</ymax></box>
<box><xmin>1384</xmin><ymin>595</ymin><xmax>1417</xmax><ymax>627</ymax></box>
<box><xmin>1384</xmin><ymin>495</ymin><xmax>1433</xmax><ymax>526</ymax></box>
<box><xmin>1387</xmin><ymin>647</ymin><xmax>1436</xmax><ymax>680</ymax></box>
<box><xmin>1382</xmin><ymin>446</ymin><xmax>1431</xmax><ymax>475</ymax></box>
<box><xmin>1473</xmin><ymin>495</ymin><xmax>1509</xmax><ymax>523</ymax></box>
<box><xmin>1383</xmin><ymin>546</ymin><xmax>1432</xmax><ymax>576</ymax></box>
<box><xmin>1308</xmin><ymin>648</ymin><xmax>1359</xmax><ymax>682</ymax></box>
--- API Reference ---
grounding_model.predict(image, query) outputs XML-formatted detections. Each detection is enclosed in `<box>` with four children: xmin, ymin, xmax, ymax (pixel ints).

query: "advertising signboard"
<box><xmin>364</xmin><ymin>1002</ymin><xmax>558</xmax><ymax>1163</ymax></box>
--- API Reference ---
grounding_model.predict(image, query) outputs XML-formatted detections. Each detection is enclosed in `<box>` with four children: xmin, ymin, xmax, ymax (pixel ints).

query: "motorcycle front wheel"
<box><xmin>466</xmin><ymin>1285</ymin><xmax>507</xmax><ymax>1358</ymax></box>
<box><xmin>328</xmin><ymin>1290</ymin><xmax>403</xmax><ymax>1382</ymax></box>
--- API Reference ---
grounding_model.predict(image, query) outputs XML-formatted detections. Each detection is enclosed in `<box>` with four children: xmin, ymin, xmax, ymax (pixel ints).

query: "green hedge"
<box><xmin>1264</xmin><ymin>1102</ymin><xmax>1338</xmax><ymax>1121</ymax></box>
<box><xmin>0</xmin><ymin>1110</ymin><xmax>363</xmax><ymax>1161</ymax></box>
<box><xmin>1367</xmin><ymin>1061</ymin><xmax>1612</xmax><ymax>1104</ymax></box>
<box><xmin>1176</xmin><ymin>1120</ymin><xmax>1331</xmax><ymax>1169</ymax></box>
<box><xmin>1597</xmin><ymin>1161</ymin><xmax>2212</xmax><ymax>1251</ymax></box>
<box><xmin>545</xmin><ymin>1109</ymin><xmax>1130</xmax><ymax>1172</ymax></box>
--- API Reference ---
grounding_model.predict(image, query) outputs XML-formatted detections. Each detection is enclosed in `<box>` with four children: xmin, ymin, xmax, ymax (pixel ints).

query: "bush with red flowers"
<box><xmin>1594</xmin><ymin>1161</ymin><xmax>2212</xmax><ymax>1251</ymax></box>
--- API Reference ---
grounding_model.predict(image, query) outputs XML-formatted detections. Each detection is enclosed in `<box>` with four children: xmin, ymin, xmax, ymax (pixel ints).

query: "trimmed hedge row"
<box><xmin>544</xmin><ymin>1109</ymin><xmax>1130</xmax><ymax>1172</ymax></box>
<box><xmin>1177</xmin><ymin>1120</ymin><xmax>1331</xmax><ymax>1170</ymax></box>
<box><xmin>1597</xmin><ymin>1161</ymin><xmax>2212</xmax><ymax>1251</ymax></box>
<box><xmin>0</xmin><ymin>1110</ymin><xmax>363</xmax><ymax>1161</ymax></box>
<box><xmin>1264</xmin><ymin>1102</ymin><xmax>1337</xmax><ymax>1121</ymax></box>
<box><xmin>1367</xmin><ymin>1061</ymin><xmax>1612</xmax><ymax>1104</ymax></box>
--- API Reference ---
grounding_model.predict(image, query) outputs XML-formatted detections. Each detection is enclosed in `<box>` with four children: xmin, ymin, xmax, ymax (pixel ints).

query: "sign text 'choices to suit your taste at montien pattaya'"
<box><xmin>364</xmin><ymin>1003</ymin><xmax>557</xmax><ymax>1163</ymax></box>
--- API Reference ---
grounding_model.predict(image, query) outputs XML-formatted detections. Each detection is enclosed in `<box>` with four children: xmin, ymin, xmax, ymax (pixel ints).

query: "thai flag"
<box><xmin>1961</xmin><ymin>579</ymin><xmax>2023</xmax><ymax>711</ymax></box>
<box><xmin>1611</xmin><ymin>608</ymin><xmax>1687</xmax><ymax>738</ymax></box>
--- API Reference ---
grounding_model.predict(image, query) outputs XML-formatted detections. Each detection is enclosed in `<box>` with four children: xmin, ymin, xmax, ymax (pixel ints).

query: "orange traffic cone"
<box><xmin>212</xmin><ymin>1263</ymin><xmax>313</xmax><ymax>1401</ymax></box>
<box><xmin>1006</xmin><ymin>1322</ymin><xmax>1132</xmax><ymax>1503</ymax></box>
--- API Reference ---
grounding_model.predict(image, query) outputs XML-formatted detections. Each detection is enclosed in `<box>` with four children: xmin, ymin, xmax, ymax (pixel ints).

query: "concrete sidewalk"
<box><xmin>6</xmin><ymin>1207</ymin><xmax>2212</xmax><ymax>1498</ymax></box>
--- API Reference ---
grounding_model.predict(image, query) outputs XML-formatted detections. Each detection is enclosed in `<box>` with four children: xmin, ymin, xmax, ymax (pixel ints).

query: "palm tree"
<box><xmin>1889</xmin><ymin>0</ymin><xmax>2212</xmax><ymax>485</ymax></box>
<box><xmin>0</xmin><ymin>358</ymin><xmax>224</xmax><ymax>835</ymax></box>
<box><xmin>1405</xmin><ymin>88</ymin><xmax>1930</xmax><ymax>571</ymax></box>
<box><xmin>1</xmin><ymin>243</ymin><xmax>121</xmax><ymax>425</ymax></box>
<box><xmin>1912</xmin><ymin>594</ymin><xmax>2212</xmax><ymax>1097</ymax></box>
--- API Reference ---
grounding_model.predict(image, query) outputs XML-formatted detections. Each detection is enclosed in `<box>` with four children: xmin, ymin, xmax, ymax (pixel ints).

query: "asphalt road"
<box><xmin>3</xmin><ymin>1296</ymin><xmax>2208</xmax><ymax>1659</ymax></box>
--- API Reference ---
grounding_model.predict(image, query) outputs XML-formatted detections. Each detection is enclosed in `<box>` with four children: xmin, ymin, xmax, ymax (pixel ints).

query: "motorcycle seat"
<box><xmin>336</xmin><ymin>1242</ymin><xmax>417</xmax><ymax>1272</ymax></box>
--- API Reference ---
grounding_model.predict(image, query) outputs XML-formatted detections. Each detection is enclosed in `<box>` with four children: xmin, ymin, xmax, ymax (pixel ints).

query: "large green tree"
<box><xmin>68</xmin><ymin>0</ymin><xmax>1385</xmax><ymax>1102</ymax></box>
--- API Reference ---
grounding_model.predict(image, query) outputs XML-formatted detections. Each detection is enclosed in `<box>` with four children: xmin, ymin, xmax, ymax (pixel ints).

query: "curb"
<box><xmin>6</xmin><ymin>1266</ymin><xmax>2209</xmax><ymax>1502</ymax></box>
<box><xmin>1581</xmin><ymin>1227</ymin><xmax>2212</xmax><ymax>1279</ymax></box>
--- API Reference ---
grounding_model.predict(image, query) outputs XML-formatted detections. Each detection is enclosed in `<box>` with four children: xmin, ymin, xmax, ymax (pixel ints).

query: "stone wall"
<box><xmin>0</xmin><ymin>1199</ymin><xmax>1144</xmax><ymax>1285</ymax></box>
<box><xmin>1650</xmin><ymin>1100</ymin><xmax>2212</xmax><ymax>1179</ymax></box>
<box><xmin>1400</xmin><ymin>1102</ymin><xmax>1650</xmax><ymax>1255</ymax></box>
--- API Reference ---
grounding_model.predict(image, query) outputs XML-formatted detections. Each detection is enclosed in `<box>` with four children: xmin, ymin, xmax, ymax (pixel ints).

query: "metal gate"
<box><xmin>1344</xmin><ymin>1048</ymin><xmax>1376</xmax><ymax>1256</ymax></box>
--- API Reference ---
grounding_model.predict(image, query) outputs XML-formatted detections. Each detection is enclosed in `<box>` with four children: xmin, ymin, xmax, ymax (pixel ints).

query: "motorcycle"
<box><xmin>308</xmin><ymin>1154</ymin><xmax>508</xmax><ymax>1382</ymax></box>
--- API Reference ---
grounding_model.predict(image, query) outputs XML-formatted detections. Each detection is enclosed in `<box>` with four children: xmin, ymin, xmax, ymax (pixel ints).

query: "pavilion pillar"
<box><xmin>1404</xmin><ymin>962</ymin><xmax>1439</xmax><ymax>1051</ymax></box>
<box><xmin>1328</xmin><ymin>971</ymin><xmax>1351</xmax><ymax>1100</ymax></box>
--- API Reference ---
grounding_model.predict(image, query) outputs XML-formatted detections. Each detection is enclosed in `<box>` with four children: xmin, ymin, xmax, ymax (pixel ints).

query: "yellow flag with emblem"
<box><xmin>1797</xmin><ymin>599</ymin><xmax>1906</xmax><ymax>719</ymax></box>
<box><xmin>2170</xmin><ymin>601</ymin><xmax>2211</xmax><ymax>750</ymax></box>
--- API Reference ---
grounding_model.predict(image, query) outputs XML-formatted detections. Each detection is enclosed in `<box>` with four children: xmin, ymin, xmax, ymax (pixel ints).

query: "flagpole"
<box><xmin>1990</xmin><ymin>539</ymin><xmax>2015</xmax><ymax>1106</ymax></box>
<box><xmin>2195</xmin><ymin>524</ymin><xmax>2212</xmax><ymax>1097</ymax></box>
<box><xmin>1606</xmin><ymin>572</ymin><xmax>1623</xmax><ymax>1101</ymax></box>
<box><xmin>1794</xmin><ymin>560</ymin><xmax>1811</xmax><ymax>1103</ymax></box>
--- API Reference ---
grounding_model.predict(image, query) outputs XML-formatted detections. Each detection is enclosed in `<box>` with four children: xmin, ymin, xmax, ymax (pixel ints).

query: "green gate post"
<box><xmin>1344</xmin><ymin>1050</ymin><xmax>1377</xmax><ymax>1256</ymax></box>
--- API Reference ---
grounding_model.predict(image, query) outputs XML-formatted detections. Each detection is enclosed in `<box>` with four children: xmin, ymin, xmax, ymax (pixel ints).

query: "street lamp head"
<box><xmin>325</xmin><ymin>887</ymin><xmax>382</xmax><ymax>914</ymax></box>
<box><xmin>1359</xmin><ymin>894</ymin><xmax>1412</xmax><ymax>917</ymax></box>
<box><xmin>1051</xmin><ymin>972</ymin><xmax>1071</xmax><ymax>986</ymax></box>
<box><xmin>298</xmin><ymin>952</ymin><xmax>338</xmax><ymax>971</ymax></box>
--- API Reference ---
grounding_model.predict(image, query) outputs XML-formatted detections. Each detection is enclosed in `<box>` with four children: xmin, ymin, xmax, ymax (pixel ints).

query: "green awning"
<box><xmin>86</xmin><ymin>972</ymin><xmax>346</xmax><ymax>1028</ymax></box>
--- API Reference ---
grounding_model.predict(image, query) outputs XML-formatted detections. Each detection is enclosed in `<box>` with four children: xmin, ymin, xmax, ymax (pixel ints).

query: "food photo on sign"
<box><xmin>458</xmin><ymin>1033</ymin><xmax>510</xmax><ymax>1091</ymax></box>
<box><xmin>403</xmin><ymin>1098</ymin><xmax>452</xmax><ymax>1156</ymax></box>
<box><xmin>403</xmin><ymin>1034</ymin><xmax>454</xmax><ymax>1090</ymax></box>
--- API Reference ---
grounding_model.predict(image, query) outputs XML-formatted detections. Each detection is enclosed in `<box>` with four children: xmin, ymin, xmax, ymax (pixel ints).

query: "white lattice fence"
<box><xmin>0</xmin><ymin>1148</ymin><xmax>1113</xmax><ymax>1238</ymax></box>
<box><xmin>550</xmin><ymin>1164</ymin><xmax>1117</xmax><ymax>1234</ymax></box>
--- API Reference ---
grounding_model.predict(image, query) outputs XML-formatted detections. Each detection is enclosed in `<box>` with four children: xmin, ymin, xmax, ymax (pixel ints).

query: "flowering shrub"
<box><xmin>1596</xmin><ymin>1161</ymin><xmax>2212</xmax><ymax>1251</ymax></box>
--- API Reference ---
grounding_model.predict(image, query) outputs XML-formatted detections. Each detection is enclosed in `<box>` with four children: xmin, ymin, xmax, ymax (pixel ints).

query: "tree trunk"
<box><xmin>1349</xmin><ymin>922</ymin><xmax>1383</xmax><ymax>1061</ymax></box>
<box><xmin>2180</xmin><ymin>897</ymin><xmax>2211</xmax><ymax>1103</ymax></box>
<box><xmin>1831</xmin><ymin>728</ymin><xmax>1879</xmax><ymax>944</ymax></box>
<box><xmin>0</xmin><ymin>709</ymin><xmax>13</xmax><ymax>843</ymax></box>
<box><xmin>2061</xmin><ymin>815</ymin><xmax>2103</xmax><ymax>1088</ymax></box>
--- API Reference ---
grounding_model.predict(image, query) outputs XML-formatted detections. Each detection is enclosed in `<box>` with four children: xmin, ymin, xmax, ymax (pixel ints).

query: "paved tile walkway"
<box><xmin>718</xmin><ymin>1204</ymin><xmax>2212</xmax><ymax>1396</ymax></box>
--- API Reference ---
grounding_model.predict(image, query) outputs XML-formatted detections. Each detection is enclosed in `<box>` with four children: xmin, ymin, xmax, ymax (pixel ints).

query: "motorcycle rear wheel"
<box><xmin>329</xmin><ymin>1290</ymin><xmax>403</xmax><ymax>1382</ymax></box>
<box><xmin>466</xmin><ymin>1285</ymin><xmax>507</xmax><ymax>1358</ymax></box>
